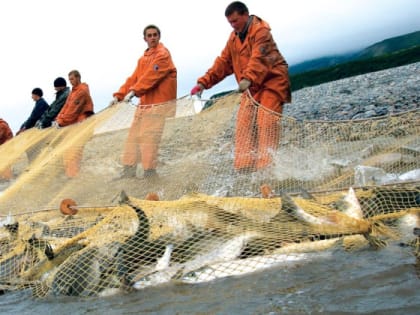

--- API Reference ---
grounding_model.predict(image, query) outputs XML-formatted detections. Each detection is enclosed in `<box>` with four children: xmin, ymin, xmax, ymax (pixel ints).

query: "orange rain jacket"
<box><xmin>197</xmin><ymin>15</ymin><xmax>291</xmax><ymax>171</ymax></box>
<box><xmin>114</xmin><ymin>42</ymin><xmax>177</xmax><ymax>170</ymax></box>
<box><xmin>197</xmin><ymin>15</ymin><xmax>291</xmax><ymax>107</ymax></box>
<box><xmin>113</xmin><ymin>42</ymin><xmax>177</xmax><ymax>105</ymax></box>
<box><xmin>56</xmin><ymin>83</ymin><xmax>94</xmax><ymax>127</ymax></box>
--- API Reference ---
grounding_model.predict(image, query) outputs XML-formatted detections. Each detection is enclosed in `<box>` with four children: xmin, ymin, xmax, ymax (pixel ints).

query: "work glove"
<box><xmin>51</xmin><ymin>121</ymin><xmax>60</xmax><ymax>129</ymax></box>
<box><xmin>238</xmin><ymin>79</ymin><xmax>251</xmax><ymax>92</ymax></box>
<box><xmin>190</xmin><ymin>84</ymin><xmax>204</xmax><ymax>97</ymax></box>
<box><xmin>109</xmin><ymin>96</ymin><xmax>119</xmax><ymax>107</ymax></box>
<box><xmin>123</xmin><ymin>91</ymin><xmax>135</xmax><ymax>102</ymax></box>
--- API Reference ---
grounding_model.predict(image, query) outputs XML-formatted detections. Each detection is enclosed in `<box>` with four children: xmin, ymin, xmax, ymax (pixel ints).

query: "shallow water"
<box><xmin>1</xmin><ymin>244</ymin><xmax>419</xmax><ymax>315</ymax></box>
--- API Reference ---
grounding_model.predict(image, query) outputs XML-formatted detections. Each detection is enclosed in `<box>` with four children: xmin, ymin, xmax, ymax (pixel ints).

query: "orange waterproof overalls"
<box><xmin>197</xmin><ymin>15</ymin><xmax>291</xmax><ymax>171</ymax></box>
<box><xmin>114</xmin><ymin>42</ymin><xmax>177</xmax><ymax>171</ymax></box>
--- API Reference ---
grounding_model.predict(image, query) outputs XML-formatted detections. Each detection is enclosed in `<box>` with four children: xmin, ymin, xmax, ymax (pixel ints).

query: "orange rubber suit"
<box><xmin>0</xmin><ymin>118</ymin><xmax>13</xmax><ymax>179</ymax></box>
<box><xmin>114</xmin><ymin>42</ymin><xmax>177</xmax><ymax>171</ymax></box>
<box><xmin>197</xmin><ymin>15</ymin><xmax>291</xmax><ymax>171</ymax></box>
<box><xmin>56</xmin><ymin>83</ymin><xmax>94</xmax><ymax>177</ymax></box>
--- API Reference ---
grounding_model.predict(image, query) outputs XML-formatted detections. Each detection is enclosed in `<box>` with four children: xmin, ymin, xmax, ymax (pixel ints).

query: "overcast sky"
<box><xmin>1</xmin><ymin>0</ymin><xmax>419</xmax><ymax>132</ymax></box>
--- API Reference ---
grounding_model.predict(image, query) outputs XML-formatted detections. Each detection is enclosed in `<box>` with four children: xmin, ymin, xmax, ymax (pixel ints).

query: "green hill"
<box><xmin>356</xmin><ymin>30</ymin><xmax>420</xmax><ymax>59</ymax></box>
<box><xmin>289</xmin><ymin>30</ymin><xmax>420</xmax><ymax>75</ymax></box>
<box><xmin>290</xmin><ymin>45</ymin><xmax>420</xmax><ymax>91</ymax></box>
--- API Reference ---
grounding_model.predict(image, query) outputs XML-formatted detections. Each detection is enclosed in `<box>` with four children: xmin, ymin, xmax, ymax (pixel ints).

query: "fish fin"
<box><xmin>280</xmin><ymin>192</ymin><xmax>300</xmax><ymax>219</ymax></box>
<box><xmin>118</xmin><ymin>190</ymin><xmax>129</xmax><ymax>205</ymax></box>
<box><xmin>155</xmin><ymin>244</ymin><xmax>173</xmax><ymax>270</ymax></box>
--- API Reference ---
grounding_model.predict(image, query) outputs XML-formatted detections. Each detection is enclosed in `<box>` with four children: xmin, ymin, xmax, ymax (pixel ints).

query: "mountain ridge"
<box><xmin>289</xmin><ymin>30</ymin><xmax>420</xmax><ymax>75</ymax></box>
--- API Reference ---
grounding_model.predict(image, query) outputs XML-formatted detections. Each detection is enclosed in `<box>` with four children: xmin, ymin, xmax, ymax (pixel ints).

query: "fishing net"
<box><xmin>0</xmin><ymin>91</ymin><xmax>418</xmax><ymax>298</ymax></box>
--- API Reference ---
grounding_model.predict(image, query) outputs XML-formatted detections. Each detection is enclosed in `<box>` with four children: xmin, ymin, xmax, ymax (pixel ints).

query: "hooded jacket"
<box><xmin>56</xmin><ymin>83</ymin><xmax>94</xmax><ymax>127</ymax></box>
<box><xmin>0</xmin><ymin>118</ymin><xmax>13</xmax><ymax>145</ymax></box>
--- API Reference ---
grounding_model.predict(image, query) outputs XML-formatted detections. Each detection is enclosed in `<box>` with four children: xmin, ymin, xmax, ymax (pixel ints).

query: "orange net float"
<box><xmin>60</xmin><ymin>198</ymin><xmax>78</xmax><ymax>215</ymax></box>
<box><xmin>145</xmin><ymin>192</ymin><xmax>160</xmax><ymax>201</ymax></box>
<box><xmin>260</xmin><ymin>184</ymin><xmax>274</xmax><ymax>198</ymax></box>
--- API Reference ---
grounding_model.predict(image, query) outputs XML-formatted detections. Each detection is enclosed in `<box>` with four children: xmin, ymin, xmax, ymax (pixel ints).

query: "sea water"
<box><xmin>1</xmin><ymin>243</ymin><xmax>419</xmax><ymax>315</ymax></box>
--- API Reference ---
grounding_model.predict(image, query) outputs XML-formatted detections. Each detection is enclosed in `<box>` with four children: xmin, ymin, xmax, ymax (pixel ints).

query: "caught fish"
<box><xmin>333</xmin><ymin>187</ymin><xmax>363</xmax><ymax>220</ymax></box>
<box><xmin>132</xmin><ymin>231</ymin><xmax>260</xmax><ymax>290</ymax></box>
<box><xmin>181</xmin><ymin>250</ymin><xmax>333</xmax><ymax>284</ymax></box>
<box><xmin>22</xmin><ymin>242</ymin><xmax>85</xmax><ymax>283</ymax></box>
<box><xmin>280</xmin><ymin>190</ymin><xmax>388</xmax><ymax>250</ymax></box>
<box><xmin>115</xmin><ymin>191</ymin><xmax>151</xmax><ymax>284</ymax></box>
<box><xmin>280</xmin><ymin>192</ymin><xmax>335</xmax><ymax>225</ymax></box>
<box><xmin>131</xmin><ymin>244</ymin><xmax>176</xmax><ymax>290</ymax></box>
<box><xmin>51</xmin><ymin>241</ymin><xmax>121</xmax><ymax>297</ymax></box>
<box><xmin>397</xmin><ymin>212</ymin><xmax>419</xmax><ymax>244</ymax></box>
<box><xmin>176</xmin><ymin>231</ymin><xmax>260</xmax><ymax>277</ymax></box>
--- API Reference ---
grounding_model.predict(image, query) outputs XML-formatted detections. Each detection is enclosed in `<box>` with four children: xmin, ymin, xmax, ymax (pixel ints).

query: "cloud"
<box><xmin>1</xmin><ymin>0</ymin><xmax>419</xmax><ymax>132</ymax></box>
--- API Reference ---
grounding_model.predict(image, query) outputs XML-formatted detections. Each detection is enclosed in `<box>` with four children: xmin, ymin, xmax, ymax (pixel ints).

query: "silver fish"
<box><xmin>181</xmin><ymin>250</ymin><xmax>332</xmax><ymax>284</ymax></box>
<box><xmin>132</xmin><ymin>231</ymin><xmax>259</xmax><ymax>290</ymax></box>
<box><xmin>281</xmin><ymin>192</ymin><xmax>335</xmax><ymax>225</ymax></box>
<box><xmin>334</xmin><ymin>187</ymin><xmax>363</xmax><ymax>220</ymax></box>
<box><xmin>396</xmin><ymin>212</ymin><xmax>419</xmax><ymax>244</ymax></box>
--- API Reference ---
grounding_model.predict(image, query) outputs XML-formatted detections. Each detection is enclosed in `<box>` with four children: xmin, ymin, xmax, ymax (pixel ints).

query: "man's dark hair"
<box><xmin>143</xmin><ymin>24</ymin><xmax>161</xmax><ymax>37</ymax></box>
<box><xmin>32</xmin><ymin>88</ymin><xmax>43</xmax><ymax>97</ymax></box>
<box><xmin>225</xmin><ymin>1</ymin><xmax>249</xmax><ymax>17</ymax></box>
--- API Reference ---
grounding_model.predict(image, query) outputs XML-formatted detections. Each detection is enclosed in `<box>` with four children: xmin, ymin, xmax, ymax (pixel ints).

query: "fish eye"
<box><xmin>140</xmin><ymin>275</ymin><xmax>150</xmax><ymax>281</ymax></box>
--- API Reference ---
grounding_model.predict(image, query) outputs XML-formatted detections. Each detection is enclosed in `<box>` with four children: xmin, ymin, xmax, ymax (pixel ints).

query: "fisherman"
<box><xmin>110</xmin><ymin>24</ymin><xmax>177</xmax><ymax>180</ymax></box>
<box><xmin>54</xmin><ymin>70</ymin><xmax>95</xmax><ymax>178</ymax></box>
<box><xmin>190</xmin><ymin>1</ymin><xmax>291</xmax><ymax>174</ymax></box>
<box><xmin>35</xmin><ymin>77</ymin><xmax>70</xmax><ymax>129</ymax></box>
<box><xmin>16</xmin><ymin>88</ymin><xmax>49</xmax><ymax>135</ymax></box>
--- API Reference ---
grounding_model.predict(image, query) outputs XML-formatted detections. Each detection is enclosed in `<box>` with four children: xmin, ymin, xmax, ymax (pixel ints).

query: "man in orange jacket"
<box><xmin>54</xmin><ymin>70</ymin><xmax>95</xmax><ymax>178</ymax></box>
<box><xmin>111</xmin><ymin>24</ymin><xmax>177</xmax><ymax>180</ymax></box>
<box><xmin>191</xmin><ymin>1</ymin><xmax>291</xmax><ymax>173</ymax></box>
<box><xmin>0</xmin><ymin>118</ymin><xmax>14</xmax><ymax>181</ymax></box>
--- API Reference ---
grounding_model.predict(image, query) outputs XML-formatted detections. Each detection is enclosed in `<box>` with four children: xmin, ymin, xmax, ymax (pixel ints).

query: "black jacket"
<box><xmin>21</xmin><ymin>98</ymin><xmax>49</xmax><ymax>130</ymax></box>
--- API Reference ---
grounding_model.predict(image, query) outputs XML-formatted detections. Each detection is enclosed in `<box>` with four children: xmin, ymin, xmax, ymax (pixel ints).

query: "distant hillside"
<box><xmin>289</xmin><ymin>30</ymin><xmax>420</xmax><ymax>75</ymax></box>
<box><xmin>356</xmin><ymin>30</ymin><xmax>420</xmax><ymax>59</ymax></box>
<box><xmin>290</xmin><ymin>45</ymin><xmax>420</xmax><ymax>91</ymax></box>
